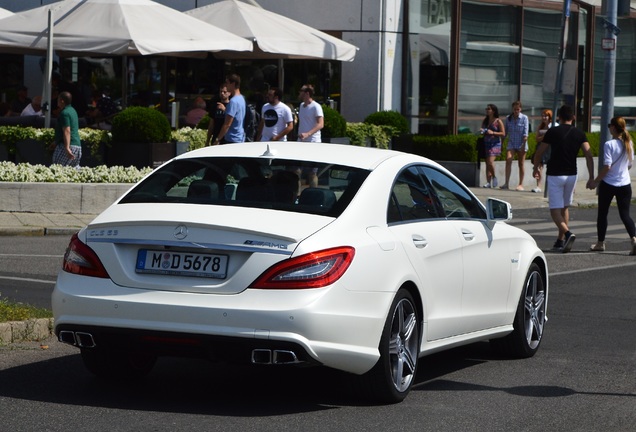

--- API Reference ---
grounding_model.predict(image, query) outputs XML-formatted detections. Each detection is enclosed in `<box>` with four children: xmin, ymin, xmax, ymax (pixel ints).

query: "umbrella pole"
<box><xmin>278</xmin><ymin>59</ymin><xmax>284</xmax><ymax>90</ymax></box>
<box><xmin>44</xmin><ymin>9</ymin><xmax>54</xmax><ymax>129</ymax></box>
<box><xmin>122</xmin><ymin>56</ymin><xmax>128</xmax><ymax>109</ymax></box>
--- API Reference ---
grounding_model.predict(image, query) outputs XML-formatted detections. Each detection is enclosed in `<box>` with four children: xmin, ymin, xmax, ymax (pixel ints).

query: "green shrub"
<box><xmin>171</xmin><ymin>127</ymin><xmax>207</xmax><ymax>150</ymax></box>
<box><xmin>346</xmin><ymin>122</ymin><xmax>393</xmax><ymax>149</ymax></box>
<box><xmin>197</xmin><ymin>114</ymin><xmax>210</xmax><ymax>130</ymax></box>
<box><xmin>322</xmin><ymin>104</ymin><xmax>347</xmax><ymax>139</ymax></box>
<box><xmin>412</xmin><ymin>134</ymin><xmax>476</xmax><ymax>162</ymax></box>
<box><xmin>111</xmin><ymin>106</ymin><xmax>171</xmax><ymax>144</ymax></box>
<box><xmin>364</xmin><ymin>110</ymin><xmax>409</xmax><ymax>135</ymax></box>
<box><xmin>0</xmin><ymin>161</ymin><xmax>152</xmax><ymax>183</ymax></box>
<box><xmin>411</xmin><ymin>130</ymin><xmax>606</xmax><ymax>163</ymax></box>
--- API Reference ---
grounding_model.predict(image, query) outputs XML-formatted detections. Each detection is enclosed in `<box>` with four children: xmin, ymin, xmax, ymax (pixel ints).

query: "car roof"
<box><xmin>177</xmin><ymin>141</ymin><xmax>419</xmax><ymax>170</ymax></box>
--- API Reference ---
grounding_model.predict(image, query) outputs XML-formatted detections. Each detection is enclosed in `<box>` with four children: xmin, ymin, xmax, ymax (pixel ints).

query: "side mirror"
<box><xmin>487</xmin><ymin>198</ymin><xmax>512</xmax><ymax>222</ymax></box>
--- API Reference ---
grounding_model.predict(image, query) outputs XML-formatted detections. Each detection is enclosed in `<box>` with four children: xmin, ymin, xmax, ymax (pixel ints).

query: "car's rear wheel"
<box><xmin>359</xmin><ymin>289</ymin><xmax>420</xmax><ymax>403</ymax></box>
<box><xmin>81</xmin><ymin>348</ymin><xmax>156</xmax><ymax>379</ymax></box>
<box><xmin>491</xmin><ymin>263</ymin><xmax>546</xmax><ymax>358</ymax></box>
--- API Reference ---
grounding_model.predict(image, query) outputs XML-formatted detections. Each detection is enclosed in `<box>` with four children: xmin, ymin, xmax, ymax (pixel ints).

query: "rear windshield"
<box><xmin>119</xmin><ymin>157</ymin><xmax>370</xmax><ymax>217</ymax></box>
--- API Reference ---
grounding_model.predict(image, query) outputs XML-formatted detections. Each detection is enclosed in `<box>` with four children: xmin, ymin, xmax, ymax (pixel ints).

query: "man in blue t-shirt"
<box><xmin>212</xmin><ymin>73</ymin><xmax>245</xmax><ymax>144</ymax></box>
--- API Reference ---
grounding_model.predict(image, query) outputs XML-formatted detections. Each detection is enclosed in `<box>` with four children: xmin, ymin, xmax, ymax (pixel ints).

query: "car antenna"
<box><xmin>261</xmin><ymin>144</ymin><xmax>277</xmax><ymax>165</ymax></box>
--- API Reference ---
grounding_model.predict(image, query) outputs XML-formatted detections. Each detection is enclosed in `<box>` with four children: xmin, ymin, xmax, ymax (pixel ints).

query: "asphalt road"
<box><xmin>0</xmin><ymin>207</ymin><xmax>635</xmax><ymax>431</ymax></box>
<box><xmin>0</xmin><ymin>235</ymin><xmax>65</xmax><ymax>309</ymax></box>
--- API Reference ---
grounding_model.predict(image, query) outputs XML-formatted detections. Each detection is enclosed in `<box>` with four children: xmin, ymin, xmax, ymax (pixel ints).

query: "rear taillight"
<box><xmin>62</xmin><ymin>233</ymin><xmax>110</xmax><ymax>278</ymax></box>
<box><xmin>250</xmin><ymin>246</ymin><xmax>355</xmax><ymax>289</ymax></box>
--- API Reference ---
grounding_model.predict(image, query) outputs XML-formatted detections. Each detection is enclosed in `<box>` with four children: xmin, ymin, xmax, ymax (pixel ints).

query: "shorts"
<box><xmin>52</xmin><ymin>145</ymin><xmax>81</xmax><ymax>167</ymax></box>
<box><xmin>547</xmin><ymin>175</ymin><xmax>577</xmax><ymax>209</ymax></box>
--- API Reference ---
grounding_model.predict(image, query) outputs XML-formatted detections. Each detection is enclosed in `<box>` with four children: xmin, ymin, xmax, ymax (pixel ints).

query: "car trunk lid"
<box><xmin>82</xmin><ymin>203</ymin><xmax>334</xmax><ymax>294</ymax></box>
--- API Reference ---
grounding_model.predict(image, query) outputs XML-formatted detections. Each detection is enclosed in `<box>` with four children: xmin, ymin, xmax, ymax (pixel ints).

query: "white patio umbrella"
<box><xmin>0</xmin><ymin>0</ymin><xmax>252</xmax><ymax>57</ymax></box>
<box><xmin>0</xmin><ymin>0</ymin><xmax>253</xmax><ymax>126</ymax></box>
<box><xmin>0</xmin><ymin>7</ymin><xmax>13</xmax><ymax>19</ymax></box>
<box><xmin>185</xmin><ymin>0</ymin><xmax>358</xmax><ymax>61</ymax></box>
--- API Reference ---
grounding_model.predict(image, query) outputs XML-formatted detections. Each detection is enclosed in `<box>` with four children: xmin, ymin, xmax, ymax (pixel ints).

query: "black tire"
<box><xmin>81</xmin><ymin>348</ymin><xmax>156</xmax><ymax>379</ymax></box>
<box><xmin>491</xmin><ymin>263</ymin><xmax>546</xmax><ymax>358</ymax></box>
<box><xmin>359</xmin><ymin>289</ymin><xmax>420</xmax><ymax>404</ymax></box>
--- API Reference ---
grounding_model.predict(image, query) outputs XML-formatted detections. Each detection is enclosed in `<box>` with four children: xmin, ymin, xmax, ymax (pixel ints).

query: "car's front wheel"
<box><xmin>359</xmin><ymin>289</ymin><xmax>420</xmax><ymax>403</ymax></box>
<box><xmin>81</xmin><ymin>348</ymin><xmax>156</xmax><ymax>379</ymax></box>
<box><xmin>491</xmin><ymin>262</ymin><xmax>546</xmax><ymax>358</ymax></box>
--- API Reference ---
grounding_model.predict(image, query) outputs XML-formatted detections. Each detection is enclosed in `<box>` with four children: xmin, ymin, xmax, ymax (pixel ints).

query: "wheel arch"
<box><xmin>399</xmin><ymin>280</ymin><xmax>424</xmax><ymax>336</ymax></box>
<box><xmin>531</xmin><ymin>256</ymin><xmax>549</xmax><ymax>293</ymax></box>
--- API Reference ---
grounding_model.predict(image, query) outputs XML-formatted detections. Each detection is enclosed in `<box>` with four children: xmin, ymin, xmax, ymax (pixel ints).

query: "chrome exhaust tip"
<box><xmin>273</xmin><ymin>350</ymin><xmax>300</xmax><ymax>365</ymax></box>
<box><xmin>58</xmin><ymin>330</ymin><xmax>76</xmax><ymax>345</ymax></box>
<box><xmin>75</xmin><ymin>332</ymin><xmax>96</xmax><ymax>348</ymax></box>
<box><xmin>58</xmin><ymin>331</ymin><xmax>96</xmax><ymax>348</ymax></box>
<box><xmin>252</xmin><ymin>349</ymin><xmax>272</xmax><ymax>364</ymax></box>
<box><xmin>251</xmin><ymin>349</ymin><xmax>301</xmax><ymax>365</ymax></box>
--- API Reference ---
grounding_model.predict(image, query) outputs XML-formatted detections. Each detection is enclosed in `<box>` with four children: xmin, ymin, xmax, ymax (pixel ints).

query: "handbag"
<box><xmin>476</xmin><ymin>136</ymin><xmax>486</xmax><ymax>159</ymax></box>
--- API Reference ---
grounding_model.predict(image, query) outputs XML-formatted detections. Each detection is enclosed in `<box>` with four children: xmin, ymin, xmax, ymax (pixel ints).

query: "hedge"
<box><xmin>408</xmin><ymin>131</ymin><xmax>632</xmax><ymax>162</ymax></box>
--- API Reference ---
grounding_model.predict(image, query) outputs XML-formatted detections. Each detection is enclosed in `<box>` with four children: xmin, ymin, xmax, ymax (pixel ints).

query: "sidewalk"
<box><xmin>0</xmin><ymin>211</ymin><xmax>96</xmax><ymax>236</ymax></box>
<box><xmin>471</xmin><ymin>177</ymin><xmax>599</xmax><ymax>211</ymax></box>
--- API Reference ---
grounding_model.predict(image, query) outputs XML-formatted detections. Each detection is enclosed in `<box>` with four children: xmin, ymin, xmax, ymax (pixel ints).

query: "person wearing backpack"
<box><xmin>255</xmin><ymin>87</ymin><xmax>293</xmax><ymax>142</ymax></box>
<box><xmin>212</xmin><ymin>73</ymin><xmax>246</xmax><ymax>145</ymax></box>
<box><xmin>243</xmin><ymin>102</ymin><xmax>259</xmax><ymax>142</ymax></box>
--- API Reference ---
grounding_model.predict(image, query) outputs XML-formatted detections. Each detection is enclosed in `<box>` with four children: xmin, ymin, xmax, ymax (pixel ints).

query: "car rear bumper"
<box><xmin>53</xmin><ymin>271</ymin><xmax>391</xmax><ymax>374</ymax></box>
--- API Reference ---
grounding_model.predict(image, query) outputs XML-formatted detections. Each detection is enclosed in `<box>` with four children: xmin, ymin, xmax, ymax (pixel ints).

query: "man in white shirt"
<box><xmin>297</xmin><ymin>84</ymin><xmax>324</xmax><ymax>142</ymax></box>
<box><xmin>256</xmin><ymin>87</ymin><xmax>293</xmax><ymax>141</ymax></box>
<box><xmin>20</xmin><ymin>95</ymin><xmax>44</xmax><ymax>116</ymax></box>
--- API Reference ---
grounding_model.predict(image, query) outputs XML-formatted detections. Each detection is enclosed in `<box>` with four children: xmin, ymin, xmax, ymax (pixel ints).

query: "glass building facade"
<box><xmin>409</xmin><ymin>0</ymin><xmax>635</xmax><ymax>134</ymax></box>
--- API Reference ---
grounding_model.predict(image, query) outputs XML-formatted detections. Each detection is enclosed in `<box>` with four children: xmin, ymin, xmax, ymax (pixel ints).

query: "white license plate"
<box><xmin>136</xmin><ymin>249</ymin><xmax>228</xmax><ymax>279</ymax></box>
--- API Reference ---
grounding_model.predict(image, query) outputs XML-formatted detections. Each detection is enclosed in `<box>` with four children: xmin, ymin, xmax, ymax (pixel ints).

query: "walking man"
<box><xmin>256</xmin><ymin>87</ymin><xmax>293</xmax><ymax>141</ymax></box>
<box><xmin>297</xmin><ymin>84</ymin><xmax>324</xmax><ymax>142</ymax></box>
<box><xmin>533</xmin><ymin>105</ymin><xmax>595</xmax><ymax>253</ymax></box>
<box><xmin>52</xmin><ymin>91</ymin><xmax>81</xmax><ymax>167</ymax></box>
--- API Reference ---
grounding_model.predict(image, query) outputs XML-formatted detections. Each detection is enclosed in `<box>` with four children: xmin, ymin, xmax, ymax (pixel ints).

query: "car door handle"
<box><xmin>412</xmin><ymin>234</ymin><xmax>428</xmax><ymax>248</ymax></box>
<box><xmin>461</xmin><ymin>228</ymin><xmax>475</xmax><ymax>241</ymax></box>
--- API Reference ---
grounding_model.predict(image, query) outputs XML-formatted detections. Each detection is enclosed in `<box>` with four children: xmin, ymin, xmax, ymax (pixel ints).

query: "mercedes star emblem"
<box><xmin>174</xmin><ymin>224</ymin><xmax>188</xmax><ymax>240</ymax></box>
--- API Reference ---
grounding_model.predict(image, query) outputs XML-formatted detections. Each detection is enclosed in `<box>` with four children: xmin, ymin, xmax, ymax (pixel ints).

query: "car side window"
<box><xmin>388</xmin><ymin>165</ymin><xmax>440</xmax><ymax>223</ymax></box>
<box><xmin>420</xmin><ymin>166</ymin><xmax>486</xmax><ymax>219</ymax></box>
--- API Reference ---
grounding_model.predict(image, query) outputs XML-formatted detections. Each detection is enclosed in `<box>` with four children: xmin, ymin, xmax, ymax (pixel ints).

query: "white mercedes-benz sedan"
<box><xmin>53</xmin><ymin>141</ymin><xmax>548</xmax><ymax>403</ymax></box>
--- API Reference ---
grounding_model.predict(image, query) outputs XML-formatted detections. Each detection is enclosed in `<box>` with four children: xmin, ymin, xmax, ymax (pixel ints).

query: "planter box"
<box><xmin>176</xmin><ymin>141</ymin><xmax>190</xmax><ymax>156</ymax></box>
<box><xmin>0</xmin><ymin>182</ymin><xmax>132</xmax><ymax>214</ymax></box>
<box><xmin>81</xmin><ymin>141</ymin><xmax>107</xmax><ymax>168</ymax></box>
<box><xmin>15</xmin><ymin>139</ymin><xmax>52</xmax><ymax>166</ymax></box>
<box><xmin>0</xmin><ymin>143</ymin><xmax>9</xmax><ymax>162</ymax></box>
<box><xmin>437</xmin><ymin>160</ymin><xmax>480</xmax><ymax>187</ymax></box>
<box><xmin>326</xmin><ymin>137</ymin><xmax>351</xmax><ymax>144</ymax></box>
<box><xmin>107</xmin><ymin>141</ymin><xmax>175</xmax><ymax>169</ymax></box>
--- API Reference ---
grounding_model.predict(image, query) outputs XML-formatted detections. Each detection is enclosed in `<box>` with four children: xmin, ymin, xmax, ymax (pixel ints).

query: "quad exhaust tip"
<box><xmin>59</xmin><ymin>334</ymin><xmax>300</xmax><ymax>365</ymax></box>
<box><xmin>251</xmin><ymin>349</ymin><xmax>301</xmax><ymax>365</ymax></box>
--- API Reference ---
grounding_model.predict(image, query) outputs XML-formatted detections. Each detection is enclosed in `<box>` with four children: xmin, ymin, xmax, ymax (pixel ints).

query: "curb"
<box><xmin>0</xmin><ymin>227</ymin><xmax>79</xmax><ymax>236</ymax></box>
<box><xmin>0</xmin><ymin>318</ymin><xmax>54</xmax><ymax>344</ymax></box>
<box><xmin>0</xmin><ymin>227</ymin><xmax>46</xmax><ymax>236</ymax></box>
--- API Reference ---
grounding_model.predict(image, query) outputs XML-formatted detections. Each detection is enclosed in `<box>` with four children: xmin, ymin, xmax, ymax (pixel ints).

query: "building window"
<box><xmin>408</xmin><ymin>0</ymin><xmax>452</xmax><ymax>135</ymax></box>
<box><xmin>457</xmin><ymin>2</ymin><xmax>518</xmax><ymax>134</ymax></box>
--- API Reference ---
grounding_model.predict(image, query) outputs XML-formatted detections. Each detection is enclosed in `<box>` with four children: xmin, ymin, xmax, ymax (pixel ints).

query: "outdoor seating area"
<box><xmin>0</xmin><ymin>0</ymin><xmax>361</xmax><ymax>171</ymax></box>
